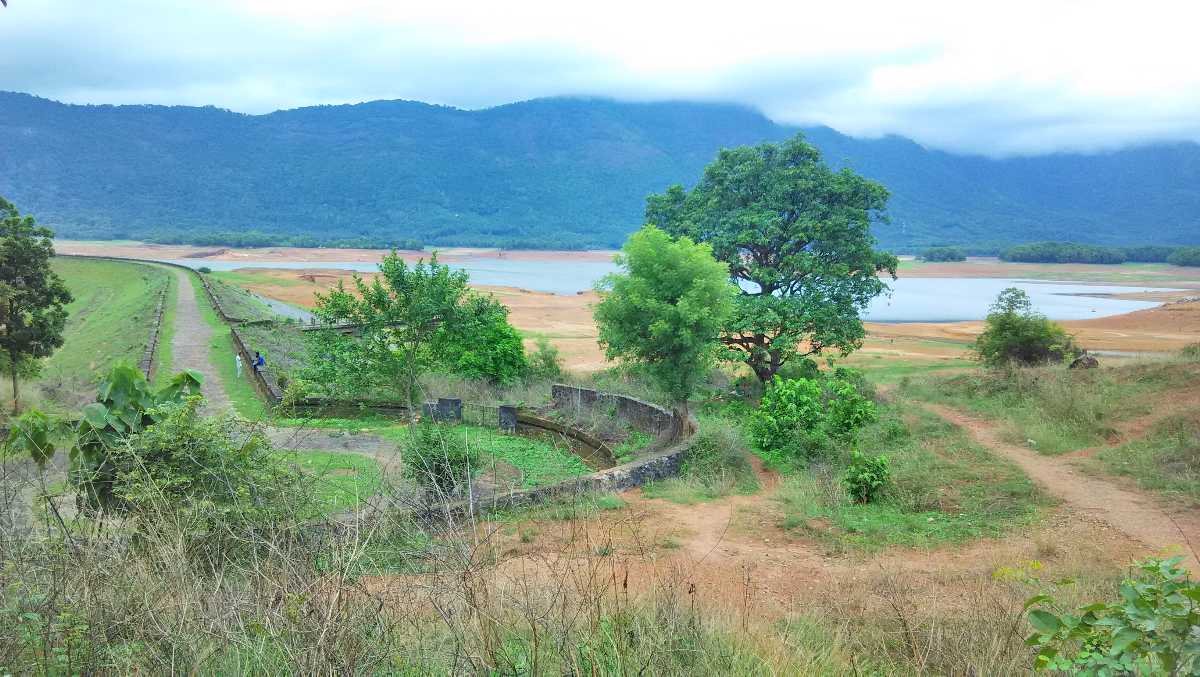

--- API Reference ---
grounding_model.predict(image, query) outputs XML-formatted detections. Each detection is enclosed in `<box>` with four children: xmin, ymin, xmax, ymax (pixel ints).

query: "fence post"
<box><xmin>437</xmin><ymin>398</ymin><xmax>462</xmax><ymax>423</ymax></box>
<box><xmin>498</xmin><ymin>405</ymin><xmax>518</xmax><ymax>433</ymax></box>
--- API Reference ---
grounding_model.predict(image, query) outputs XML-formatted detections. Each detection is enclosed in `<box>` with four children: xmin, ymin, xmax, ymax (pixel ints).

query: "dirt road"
<box><xmin>923</xmin><ymin>403</ymin><xmax>1200</xmax><ymax>569</ymax></box>
<box><xmin>167</xmin><ymin>268</ymin><xmax>231</xmax><ymax>412</ymax></box>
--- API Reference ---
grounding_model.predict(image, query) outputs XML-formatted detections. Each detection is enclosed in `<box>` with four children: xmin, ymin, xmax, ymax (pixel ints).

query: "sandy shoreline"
<box><xmin>57</xmin><ymin>241</ymin><xmax>1200</xmax><ymax>369</ymax></box>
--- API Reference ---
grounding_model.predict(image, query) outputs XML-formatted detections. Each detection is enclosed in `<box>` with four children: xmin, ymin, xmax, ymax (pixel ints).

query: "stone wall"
<box><xmin>550</xmin><ymin>384</ymin><xmax>675</xmax><ymax>436</ymax></box>
<box><xmin>138</xmin><ymin>283</ymin><xmax>168</xmax><ymax>379</ymax></box>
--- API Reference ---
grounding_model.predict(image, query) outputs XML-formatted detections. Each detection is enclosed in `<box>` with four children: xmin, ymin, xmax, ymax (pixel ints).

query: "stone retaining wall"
<box><xmin>550</xmin><ymin>384</ymin><xmax>675</xmax><ymax>436</ymax></box>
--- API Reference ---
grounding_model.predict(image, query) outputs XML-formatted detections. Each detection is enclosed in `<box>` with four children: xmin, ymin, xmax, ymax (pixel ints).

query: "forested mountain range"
<box><xmin>1</xmin><ymin>91</ymin><xmax>1197</xmax><ymax>249</ymax></box>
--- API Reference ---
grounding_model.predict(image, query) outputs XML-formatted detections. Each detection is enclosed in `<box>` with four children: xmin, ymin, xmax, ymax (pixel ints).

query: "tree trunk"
<box><xmin>747</xmin><ymin>348</ymin><xmax>784</xmax><ymax>384</ymax></box>
<box><xmin>10</xmin><ymin>360</ymin><xmax>18</xmax><ymax>415</ymax></box>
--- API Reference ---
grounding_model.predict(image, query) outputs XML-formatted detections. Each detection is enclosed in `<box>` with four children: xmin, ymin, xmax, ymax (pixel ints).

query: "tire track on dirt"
<box><xmin>922</xmin><ymin>402</ymin><xmax>1200</xmax><ymax>569</ymax></box>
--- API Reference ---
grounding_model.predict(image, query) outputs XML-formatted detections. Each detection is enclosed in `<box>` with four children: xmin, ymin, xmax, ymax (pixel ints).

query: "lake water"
<box><xmin>163</xmin><ymin>258</ymin><xmax>1177</xmax><ymax>322</ymax></box>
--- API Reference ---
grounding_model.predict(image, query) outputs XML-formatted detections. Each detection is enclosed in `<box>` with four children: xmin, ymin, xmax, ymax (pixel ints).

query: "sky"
<box><xmin>2</xmin><ymin>0</ymin><xmax>1198</xmax><ymax>156</ymax></box>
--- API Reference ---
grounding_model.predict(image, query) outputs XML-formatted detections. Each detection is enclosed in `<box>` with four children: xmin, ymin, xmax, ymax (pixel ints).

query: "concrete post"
<box><xmin>498</xmin><ymin>405</ymin><xmax>518</xmax><ymax>433</ymax></box>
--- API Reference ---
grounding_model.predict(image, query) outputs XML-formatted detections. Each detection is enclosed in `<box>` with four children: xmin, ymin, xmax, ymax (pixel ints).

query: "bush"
<box><xmin>974</xmin><ymin>288</ymin><xmax>1080</xmax><ymax>366</ymax></box>
<box><xmin>750</xmin><ymin>377</ymin><xmax>826</xmax><ymax>456</ymax></box>
<box><xmin>440</xmin><ymin>296</ymin><xmax>528</xmax><ymax>384</ymax></box>
<box><xmin>1167</xmin><ymin>246</ymin><xmax>1200</xmax><ymax>267</ymax></box>
<box><xmin>920</xmin><ymin>246</ymin><xmax>966</xmax><ymax>262</ymax></box>
<box><xmin>750</xmin><ymin>375</ymin><xmax>878</xmax><ymax>461</ymax></box>
<box><xmin>401</xmin><ymin>423</ymin><xmax>479</xmax><ymax>495</ymax></box>
<box><xmin>682</xmin><ymin>420</ymin><xmax>757</xmax><ymax>487</ymax></box>
<box><xmin>1024</xmin><ymin>557</ymin><xmax>1200</xmax><ymax>674</ymax></box>
<box><xmin>825</xmin><ymin>378</ymin><xmax>878</xmax><ymax>441</ymax></box>
<box><xmin>842</xmin><ymin>451</ymin><xmax>890</xmax><ymax>503</ymax></box>
<box><xmin>1182</xmin><ymin>343</ymin><xmax>1200</xmax><ymax>361</ymax></box>
<box><xmin>112</xmin><ymin>400</ymin><xmax>301</xmax><ymax>545</ymax></box>
<box><xmin>527</xmin><ymin>336</ymin><xmax>564</xmax><ymax>380</ymax></box>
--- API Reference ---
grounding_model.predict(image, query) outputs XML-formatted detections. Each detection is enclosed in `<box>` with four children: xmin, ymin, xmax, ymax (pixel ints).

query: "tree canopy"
<box><xmin>594</xmin><ymin>226</ymin><xmax>734</xmax><ymax>418</ymax></box>
<box><xmin>301</xmin><ymin>252</ymin><xmax>526</xmax><ymax>410</ymax></box>
<box><xmin>646</xmin><ymin>134</ymin><xmax>897</xmax><ymax>382</ymax></box>
<box><xmin>0</xmin><ymin>196</ymin><xmax>72</xmax><ymax>412</ymax></box>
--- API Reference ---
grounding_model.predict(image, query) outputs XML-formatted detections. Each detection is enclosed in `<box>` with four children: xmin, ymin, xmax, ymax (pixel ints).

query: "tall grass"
<box><xmin>903</xmin><ymin>358</ymin><xmax>1199</xmax><ymax>455</ymax></box>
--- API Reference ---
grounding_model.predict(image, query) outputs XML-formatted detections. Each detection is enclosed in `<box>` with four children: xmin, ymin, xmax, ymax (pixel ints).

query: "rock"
<box><xmin>1070</xmin><ymin>353</ymin><xmax>1100</xmax><ymax>369</ymax></box>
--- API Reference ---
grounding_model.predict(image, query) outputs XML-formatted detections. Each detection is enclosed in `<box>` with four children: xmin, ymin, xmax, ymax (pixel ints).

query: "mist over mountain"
<box><xmin>1</xmin><ymin>91</ymin><xmax>1197</xmax><ymax>250</ymax></box>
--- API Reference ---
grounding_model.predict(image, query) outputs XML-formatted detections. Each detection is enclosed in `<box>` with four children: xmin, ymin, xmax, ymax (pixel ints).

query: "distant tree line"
<box><xmin>919</xmin><ymin>246</ymin><xmax>967</xmax><ymax>262</ymax></box>
<box><xmin>1000</xmin><ymin>242</ymin><xmax>1200</xmax><ymax>266</ymax></box>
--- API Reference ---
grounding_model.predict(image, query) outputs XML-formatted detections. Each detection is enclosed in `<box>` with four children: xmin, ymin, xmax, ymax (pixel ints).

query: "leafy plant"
<box><xmin>974</xmin><ymin>288</ymin><xmax>1080</xmax><ymax>367</ymax></box>
<box><xmin>825</xmin><ymin>378</ymin><xmax>878</xmax><ymax>442</ymax></box>
<box><xmin>4</xmin><ymin>363</ymin><xmax>203</xmax><ymax>512</ymax></box>
<box><xmin>750</xmin><ymin>376</ymin><xmax>826</xmax><ymax>457</ymax></box>
<box><xmin>528</xmin><ymin>336</ymin><xmax>564</xmax><ymax>380</ymax></box>
<box><xmin>439</xmin><ymin>294</ymin><xmax>527</xmax><ymax>385</ymax></box>
<box><xmin>750</xmin><ymin>374</ymin><xmax>878</xmax><ymax>460</ymax></box>
<box><xmin>842</xmin><ymin>451</ymin><xmax>890</xmax><ymax>503</ymax></box>
<box><xmin>1024</xmin><ymin>557</ymin><xmax>1200</xmax><ymax>675</ymax></box>
<box><xmin>401</xmin><ymin>423</ymin><xmax>479</xmax><ymax>495</ymax></box>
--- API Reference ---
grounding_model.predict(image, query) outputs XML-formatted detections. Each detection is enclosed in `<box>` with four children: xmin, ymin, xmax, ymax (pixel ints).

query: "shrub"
<box><xmin>974</xmin><ymin>288</ymin><xmax>1080</xmax><ymax>366</ymax></box>
<box><xmin>750</xmin><ymin>377</ymin><xmax>826</xmax><ymax>456</ymax></box>
<box><xmin>440</xmin><ymin>296</ymin><xmax>528</xmax><ymax>385</ymax></box>
<box><xmin>528</xmin><ymin>336</ymin><xmax>564</xmax><ymax>380</ymax></box>
<box><xmin>1182</xmin><ymin>343</ymin><xmax>1200</xmax><ymax>361</ymax></box>
<box><xmin>920</xmin><ymin>246</ymin><xmax>966</xmax><ymax>262</ymax></box>
<box><xmin>401</xmin><ymin>423</ymin><xmax>478</xmax><ymax>495</ymax></box>
<box><xmin>1024</xmin><ymin>557</ymin><xmax>1200</xmax><ymax>675</ymax></box>
<box><xmin>750</xmin><ymin>375</ymin><xmax>878</xmax><ymax>460</ymax></box>
<box><xmin>825</xmin><ymin>378</ymin><xmax>878</xmax><ymax>441</ymax></box>
<box><xmin>197</xmin><ymin>266</ymin><xmax>213</xmax><ymax>274</ymax></box>
<box><xmin>112</xmin><ymin>400</ymin><xmax>301</xmax><ymax>546</ymax></box>
<box><xmin>842</xmin><ymin>451</ymin><xmax>890</xmax><ymax>503</ymax></box>
<box><xmin>682</xmin><ymin>420</ymin><xmax>757</xmax><ymax>488</ymax></box>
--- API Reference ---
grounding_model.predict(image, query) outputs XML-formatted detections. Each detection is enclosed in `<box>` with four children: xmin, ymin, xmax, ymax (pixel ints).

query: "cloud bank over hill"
<box><xmin>1</xmin><ymin>0</ymin><xmax>1198</xmax><ymax>156</ymax></box>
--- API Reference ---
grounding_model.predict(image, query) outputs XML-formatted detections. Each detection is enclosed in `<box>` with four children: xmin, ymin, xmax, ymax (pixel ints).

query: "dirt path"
<box><xmin>167</xmin><ymin>268</ymin><xmax>231</xmax><ymax>412</ymax></box>
<box><xmin>923</xmin><ymin>403</ymin><xmax>1200</xmax><ymax>569</ymax></box>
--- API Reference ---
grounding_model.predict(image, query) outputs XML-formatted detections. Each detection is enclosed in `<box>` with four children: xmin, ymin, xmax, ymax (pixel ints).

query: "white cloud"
<box><xmin>1</xmin><ymin>0</ymin><xmax>1198</xmax><ymax>155</ymax></box>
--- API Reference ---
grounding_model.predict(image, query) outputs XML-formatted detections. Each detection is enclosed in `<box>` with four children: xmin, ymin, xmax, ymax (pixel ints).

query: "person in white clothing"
<box><xmin>235</xmin><ymin>353</ymin><xmax>243</xmax><ymax>378</ymax></box>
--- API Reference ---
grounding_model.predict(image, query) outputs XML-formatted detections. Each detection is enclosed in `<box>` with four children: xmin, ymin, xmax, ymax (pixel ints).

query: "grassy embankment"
<box><xmin>8</xmin><ymin>258</ymin><xmax>170</xmax><ymax>414</ymax></box>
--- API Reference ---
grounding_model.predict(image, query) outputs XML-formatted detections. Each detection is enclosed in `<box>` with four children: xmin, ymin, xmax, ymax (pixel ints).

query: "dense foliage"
<box><xmin>594</xmin><ymin>226</ymin><xmax>734</xmax><ymax>416</ymax></box>
<box><xmin>919</xmin><ymin>246</ymin><xmax>966</xmax><ymax>261</ymax></box>
<box><xmin>648</xmin><ymin>134</ymin><xmax>898</xmax><ymax>382</ymax></box>
<box><xmin>4</xmin><ymin>92</ymin><xmax>1200</xmax><ymax>249</ymax></box>
<box><xmin>0</xmin><ymin>196</ymin><xmax>73</xmax><ymax>411</ymax></box>
<box><xmin>438</xmin><ymin>295</ymin><xmax>528</xmax><ymax>385</ymax></box>
<box><xmin>301</xmin><ymin>253</ymin><xmax>526</xmax><ymax>407</ymax></box>
<box><xmin>750</xmin><ymin>373</ymin><xmax>877</xmax><ymax>460</ymax></box>
<box><xmin>1168</xmin><ymin>246</ymin><xmax>1200</xmax><ymax>267</ymax></box>
<box><xmin>974</xmin><ymin>288</ymin><xmax>1080</xmax><ymax>367</ymax></box>
<box><xmin>1025</xmin><ymin>557</ymin><xmax>1199</xmax><ymax>675</ymax></box>
<box><xmin>1001</xmin><ymin>241</ymin><xmax>1197</xmax><ymax>265</ymax></box>
<box><xmin>842</xmin><ymin>451</ymin><xmax>891</xmax><ymax>503</ymax></box>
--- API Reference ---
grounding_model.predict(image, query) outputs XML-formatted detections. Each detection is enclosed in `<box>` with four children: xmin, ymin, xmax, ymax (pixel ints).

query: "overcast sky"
<box><xmin>2</xmin><ymin>0</ymin><xmax>1198</xmax><ymax>156</ymax></box>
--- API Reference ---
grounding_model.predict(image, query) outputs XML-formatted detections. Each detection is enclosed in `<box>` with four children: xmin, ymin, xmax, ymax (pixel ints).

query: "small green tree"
<box><xmin>975</xmin><ymin>288</ymin><xmax>1080</xmax><ymax>366</ymax></box>
<box><xmin>302</xmin><ymin>252</ymin><xmax>470</xmax><ymax>413</ymax></box>
<box><xmin>646</xmin><ymin>134</ymin><xmax>897</xmax><ymax>383</ymax></box>
<box><xmin>594</xmin><ymin>226</ymin><xmax>735</xmax><ymax>424</ymax></box>
<box><xmin>0</xmin><ymin>197</ymin><xmax>73</xmax><ymax>412</ymax></box>
<box><xmin>303</xmin><ymin>252</ymin><xmax>529</xmax><ymax>407</ymax></box>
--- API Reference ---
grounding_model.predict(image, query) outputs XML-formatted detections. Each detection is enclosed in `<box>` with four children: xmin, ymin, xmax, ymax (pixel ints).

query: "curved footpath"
<box><xmin>923</xmin><ymin>402</ymin><xmax>1200</xmax><ymax>570</ymax></box>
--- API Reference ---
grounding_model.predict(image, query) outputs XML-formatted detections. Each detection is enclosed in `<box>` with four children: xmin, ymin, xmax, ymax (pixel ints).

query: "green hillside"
<box><xmin>1</xmin><ymin>92</ymin><xmax>1197</xmax><ymax>249</ymax></box>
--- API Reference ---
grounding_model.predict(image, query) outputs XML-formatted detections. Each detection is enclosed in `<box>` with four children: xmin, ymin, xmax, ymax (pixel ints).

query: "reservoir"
<box><xmin>163</xmin><ymin>258</ymin><xmax>1177</xmax><ymax>322</ymax></box>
